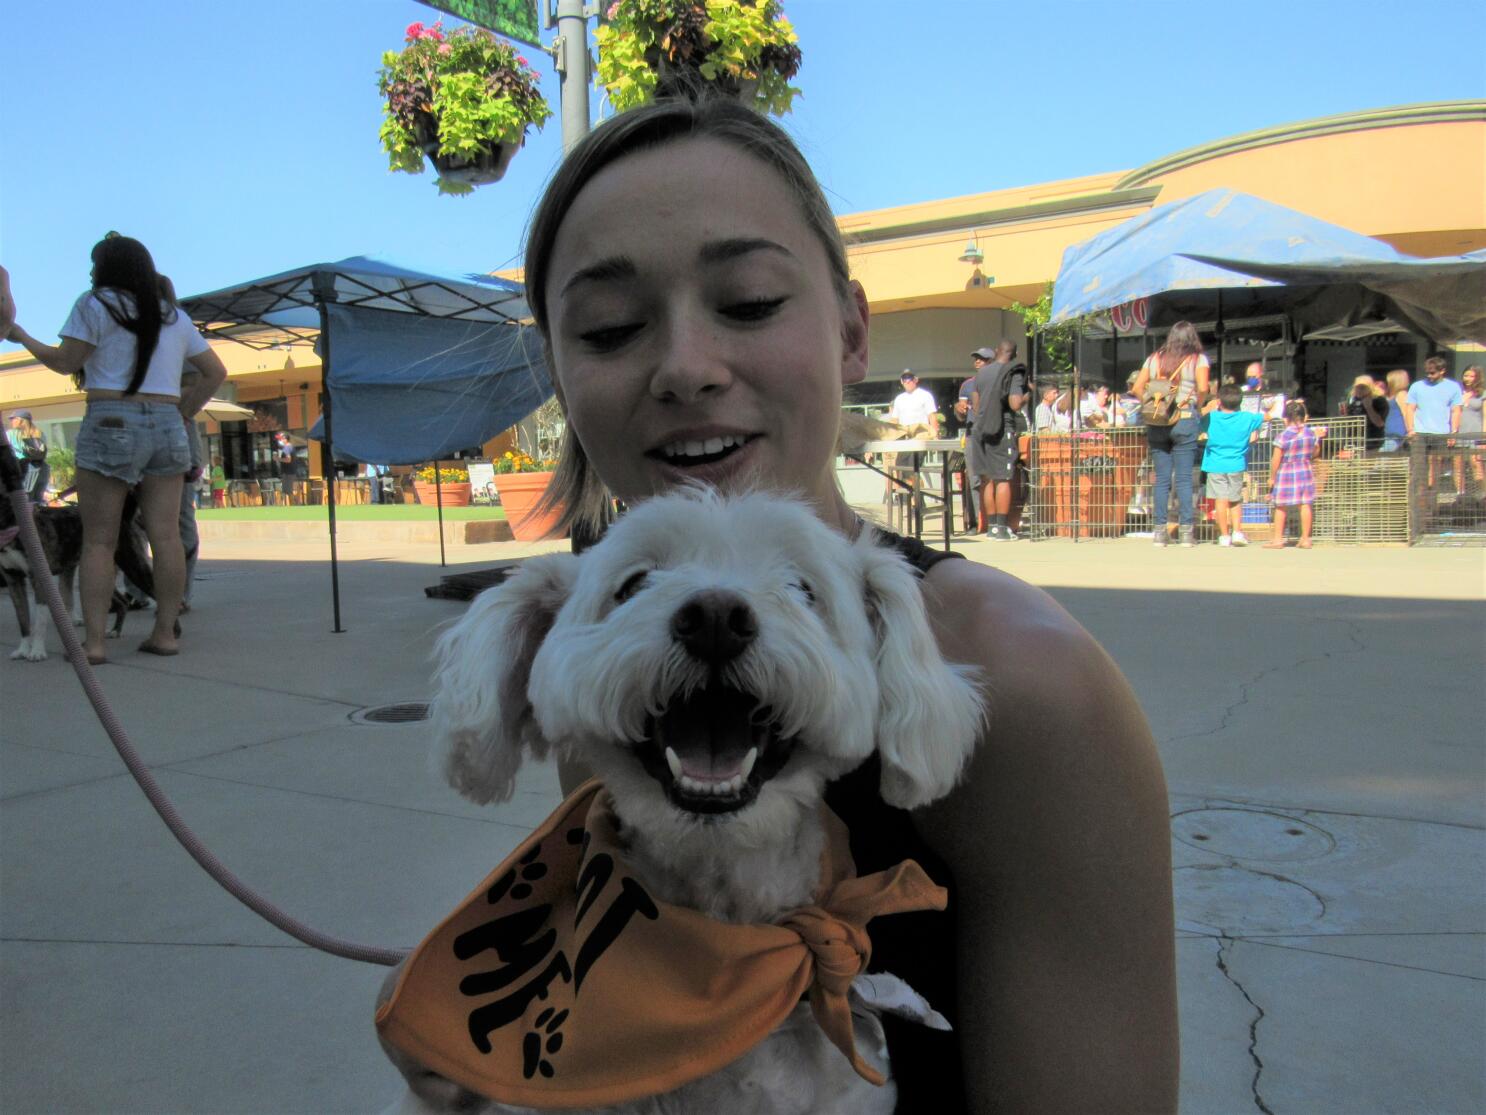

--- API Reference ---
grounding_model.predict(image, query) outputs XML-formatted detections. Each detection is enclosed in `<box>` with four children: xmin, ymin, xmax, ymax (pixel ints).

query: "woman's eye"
<box><xmin>579</xmin><ymin>322</ymin><xmax>643</xmax><ymax>351</ymax></box>
<box><xmin>721</xmin><ymin>297</ymin><xmax>786</xmax><ymax>323</ymax></box>
<box><xmin>615</xmin><ymin>569</ymin><xmax>649</xmax><ymax>603</ymax></box>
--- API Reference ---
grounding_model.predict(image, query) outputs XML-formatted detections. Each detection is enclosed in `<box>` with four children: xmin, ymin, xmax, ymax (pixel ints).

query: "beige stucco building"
<box><xmin>4</xmin><ymin>100</ymin><xmax>1482</xmax><ymax>471</ymax></box>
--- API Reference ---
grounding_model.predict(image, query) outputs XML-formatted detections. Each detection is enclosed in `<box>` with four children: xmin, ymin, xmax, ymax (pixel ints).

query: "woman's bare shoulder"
<box><xmin>914</xmin><ymin>554</ymin><xmax>1169</xmax><ymax>860</ymax></box>
<box><xmin>916</xmin><ymin>556</ymin><xmax>1179</xmax><ymax>1111</ymax></box>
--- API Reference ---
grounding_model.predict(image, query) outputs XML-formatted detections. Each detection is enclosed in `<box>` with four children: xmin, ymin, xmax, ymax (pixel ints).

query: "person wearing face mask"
<box><xmin>385</xmin><ymin>93</ymin><xmax>1177</xmax><ymax>1115</ymax></box>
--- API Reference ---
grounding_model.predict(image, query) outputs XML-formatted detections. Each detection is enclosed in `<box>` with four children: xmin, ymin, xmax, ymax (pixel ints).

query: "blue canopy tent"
<box><xmin>1049</xmin><ymin>189</ymin><xmax>1486</xmax><ymax>345</ymax></box>
<box><xmin>181</xmin><ymin>257</ymin><xmax>548</xmax><ymax>631</ymax></box>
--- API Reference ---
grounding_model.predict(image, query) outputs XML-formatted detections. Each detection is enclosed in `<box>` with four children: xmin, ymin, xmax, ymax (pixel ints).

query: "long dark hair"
<box><xmin>1157</xmin><ymin>320</ymin><xmax>1204</xmax><ymax>376</ymax></box>
<box><xmin>90</xmin><ymin>234</ymin><xmax>177</xmax><ymax>395</ymax></box>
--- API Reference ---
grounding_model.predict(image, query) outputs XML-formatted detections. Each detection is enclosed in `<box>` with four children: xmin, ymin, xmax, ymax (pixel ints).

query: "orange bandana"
<box><xmin>376</xmin><ymin>780</ymin><xmax>947</xmax><ymax>1109</ymax></box>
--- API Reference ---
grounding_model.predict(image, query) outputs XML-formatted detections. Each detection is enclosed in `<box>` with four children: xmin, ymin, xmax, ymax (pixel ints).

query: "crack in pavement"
<box><xmin>1163</xmin><ymin>617</ymin><xmax>1368</xmax><ymax>748</ymax></box>
<box><xmin>1214</xmin><ymin>935</ymin><xmax>1275</xmax><ymax>1115</ymax></box>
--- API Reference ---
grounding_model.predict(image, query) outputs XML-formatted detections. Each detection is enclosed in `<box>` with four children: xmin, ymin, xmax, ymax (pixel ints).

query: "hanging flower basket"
<box><xmin>378</xmin><ymin>21</ymin><xmax>552</xmax><ymax>196</ymax></box>
<box><xmin>595</xmin><ymin>0</ymin><xmax>802</xmax><ymax>116</ymax></box>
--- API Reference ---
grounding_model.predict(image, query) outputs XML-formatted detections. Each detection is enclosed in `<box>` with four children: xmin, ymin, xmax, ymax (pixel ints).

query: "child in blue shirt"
<box><xmin>1200</xmin><ymin>384</ymin><xmax>1265</xmax><ymax>546</ymax></box>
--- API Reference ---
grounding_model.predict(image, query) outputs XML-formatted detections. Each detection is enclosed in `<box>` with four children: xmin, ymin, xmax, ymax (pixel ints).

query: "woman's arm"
<box><xmin>8</xmin><ymin>326</ymin><xmax>93</xmax><ymax>377</ymax></box>
<box><xmin>179</xmin><ymin>349</ymin><xmax>229</xmax><ymax>417</ymax></box>
<box><xmin>916</xmin><ymin>561</ymin><xmax>1179</xmax><ymax>1113</ymax></box>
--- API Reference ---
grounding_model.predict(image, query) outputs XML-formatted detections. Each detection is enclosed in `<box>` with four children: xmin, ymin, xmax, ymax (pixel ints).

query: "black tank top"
<box><xmin>824</xmin><ymin>526</ymin><xmax>969</xmax><ymax>1114</ymax></box>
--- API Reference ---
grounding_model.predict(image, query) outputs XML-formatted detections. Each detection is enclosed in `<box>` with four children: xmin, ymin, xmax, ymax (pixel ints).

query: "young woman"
<box><xmin>7</xmin><ymin>235</ymin><xmax>226</xmax><ymax>662</ymax></box>
<box><xmin>1130</xmin><ymin>321</ymin><xmax>1211</xmax><ymax>547</ymax></box>
<box><xmin>1382</xmin><ymin>368</ymin><xmax>1412</xmax><ymax>451</ymax></box>
<box><xmin>1458</xmin><ymin>366</ymin><xmax>1484</xmax><ymax>494</ymax></box>
<box><xmin>499</xmin><ymin>95</ymin><xmax>1177</xmax><ymax>1112</ymax></box>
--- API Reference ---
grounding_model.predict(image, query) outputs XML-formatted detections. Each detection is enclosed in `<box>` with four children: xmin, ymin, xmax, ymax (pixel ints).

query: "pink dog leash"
<box><xmin>3</xmin><ymin>472</ymin><xmax>406</xmax><ymax>967</ymax></box>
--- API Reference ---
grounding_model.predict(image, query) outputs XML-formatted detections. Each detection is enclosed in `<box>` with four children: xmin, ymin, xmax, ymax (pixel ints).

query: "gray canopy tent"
<box><xmin>181</xmin><ymin>256</ymin><xmax>548</xmax><ymax>631</ymax></box>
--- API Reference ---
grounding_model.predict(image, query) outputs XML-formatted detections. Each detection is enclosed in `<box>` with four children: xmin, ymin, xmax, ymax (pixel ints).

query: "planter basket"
<box><xmin>421</xmin><ymin>138</ymin><xmax>520</xmax><ymax>188</ymax></box>
<box><xmin>493</xmin><ymin>471</ymin><xmax>566</xmax><ymax>542</ymax></box>
<box><xmin>411</xmin><ymin>113</ymin><xmax>521</xmax><ymax>187</ymax></box>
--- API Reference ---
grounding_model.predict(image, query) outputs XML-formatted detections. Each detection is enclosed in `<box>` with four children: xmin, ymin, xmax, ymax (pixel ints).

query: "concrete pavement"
<box><xmin>2</xmin><ymin>526</ymin><xmax>1482</xmax><ymax>1113</ymax></box>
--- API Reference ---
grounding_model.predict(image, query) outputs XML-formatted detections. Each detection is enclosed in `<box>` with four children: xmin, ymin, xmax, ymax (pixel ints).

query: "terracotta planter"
<box><xmin>493</xmin><ymin>471</ymin><xmax>566</xmax><ymax>542</ymax></box>
<box><xmin>414</xmin><ymin>480</ymin><xmax>472</xmax><ymax>507</ymax></box>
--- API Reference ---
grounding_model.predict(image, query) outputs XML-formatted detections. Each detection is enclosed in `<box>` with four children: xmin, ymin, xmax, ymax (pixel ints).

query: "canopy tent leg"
<box><xmin>435</xmin><ymin>463</ymin><xmax>447</xmax><ymax>567</ymax></box>
<box><xmin>314</xmin><ymin>274</ymin><xmax>345</xmax><ymax>634</ymax></box>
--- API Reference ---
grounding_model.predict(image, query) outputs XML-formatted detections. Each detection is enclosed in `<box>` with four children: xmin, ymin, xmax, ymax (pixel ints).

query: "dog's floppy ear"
<box><xmin>858</xmin><ymin>542</ymin><xmax>985</xmax><ymax>810</ymax></box>
<box><xmin>432</xmin><ymin>552</ymin><xmax>577</xmax><ymax>804</ymax></box>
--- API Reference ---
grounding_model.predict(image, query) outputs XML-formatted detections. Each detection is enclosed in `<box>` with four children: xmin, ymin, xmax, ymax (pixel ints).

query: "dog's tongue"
<box><xmin>654</xmin><ymin>685</ymin><xmax>757</xmax><ymax>778</ymax></box>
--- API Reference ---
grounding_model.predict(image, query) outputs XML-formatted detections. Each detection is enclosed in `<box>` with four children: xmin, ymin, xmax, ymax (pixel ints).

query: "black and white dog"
<box><xmin>0</xmin><ymin>496</ymin><xmax>156</xmax><ymax>661</ymax></box>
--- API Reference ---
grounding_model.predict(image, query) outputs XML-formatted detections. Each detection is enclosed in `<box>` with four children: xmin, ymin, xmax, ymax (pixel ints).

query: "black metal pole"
<box><xmin>313</xmin><ymin>273</ymin><xmax>344</xmax><ymax>634</ymax></box>
<box><xmin>435</xmin><ymin>460</ymin><xmax>447</xmax><ymax>567</ymax></box>
<box><xmin>1072</xmin><ymin>322</ymin><xmax>1082</xmax><ymax>543</ymax></box>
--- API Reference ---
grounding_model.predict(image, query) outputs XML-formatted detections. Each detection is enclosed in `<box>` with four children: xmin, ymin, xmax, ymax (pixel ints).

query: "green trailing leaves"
<box><xmin>595</xmin><ymin>0</ymin><xmax>801</xmax><ymax>116</ymax></box>
<box><xmin>377</xmin><ymin>20</ymin><xmax>552</xmax><ymax>194</ymax></box>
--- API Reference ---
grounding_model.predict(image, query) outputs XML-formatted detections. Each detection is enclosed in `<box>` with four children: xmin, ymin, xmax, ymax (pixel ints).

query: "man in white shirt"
<box><xmin>888</xmin><ymin>370</ymin><xmax>939</xmax><ymax>437</ymax></box>
<box><xmin>881</xmin><ymin>370</ymin><xmax>938</xmax><ymax>503</ymax></box>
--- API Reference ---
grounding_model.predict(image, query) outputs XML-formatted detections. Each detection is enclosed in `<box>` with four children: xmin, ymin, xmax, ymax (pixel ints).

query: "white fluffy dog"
<box><xmin>392</xmin><ymin>488</ymin><xmax>983</xmax><ymax>1114</ymax></box>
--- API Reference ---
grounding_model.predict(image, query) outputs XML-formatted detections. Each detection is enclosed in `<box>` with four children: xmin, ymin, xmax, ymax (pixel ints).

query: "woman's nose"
<box><xmin>648</xmin><ymin>308</ymin><xmax>732</xmax><ymax>404</ymax></box>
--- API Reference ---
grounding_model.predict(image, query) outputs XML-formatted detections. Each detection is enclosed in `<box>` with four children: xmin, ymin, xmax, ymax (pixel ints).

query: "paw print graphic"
<box><xmin>508</xmin><ymin>845</ymin><xmax>548</xmax><ymax>902</ymax></box>
<box><xmin>522</xmin><ymin>1006</ymin><xmax>569</xmax><ymax>1079</ymax></box>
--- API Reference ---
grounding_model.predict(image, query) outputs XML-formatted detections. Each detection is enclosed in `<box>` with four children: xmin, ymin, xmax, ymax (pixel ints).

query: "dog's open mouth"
<box><xmin>635</xmin><ymin>680</ymin><xmax>790</xmax><ymax>815</ymax></box>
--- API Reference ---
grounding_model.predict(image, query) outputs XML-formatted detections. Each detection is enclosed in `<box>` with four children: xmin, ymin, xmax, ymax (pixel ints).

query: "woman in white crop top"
<box><xmin>7</xmin><ymin>234</ymin><xmax>227</xmax><ymax>662</ymax></box>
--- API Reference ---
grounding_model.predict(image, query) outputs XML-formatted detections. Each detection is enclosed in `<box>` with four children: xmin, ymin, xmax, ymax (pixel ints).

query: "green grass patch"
<box><xmin>197</xmin><ymin>505</ymin><xmax>507</xmax><ymax>522</ymax></box>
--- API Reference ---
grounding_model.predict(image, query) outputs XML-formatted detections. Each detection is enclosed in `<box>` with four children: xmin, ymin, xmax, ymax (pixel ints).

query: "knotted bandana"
<box><xmin>376</xmin><ymin>780</ymin><xmax>947</xmax><ymax>1109</ymax></box>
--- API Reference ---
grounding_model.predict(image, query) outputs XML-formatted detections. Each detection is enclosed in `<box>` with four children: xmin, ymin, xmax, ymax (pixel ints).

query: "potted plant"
<box><xmin>490</xmin><ymin>449</ymin><xmax>565</xmax><ymax>541</ymax></box>
<box><xmin>595</xmin><ymin>0</ymin><xmax>802</xmax><ymax>116</ymax></box>
<box><xmin>378</xmin><ymin>21</ymin><xmax>553</xmax><ymax>195</ymax></box>
<box><xmin>412</xmin><ymin>464</ymin><xmax>473</xmax><ymax>506</ymax></box>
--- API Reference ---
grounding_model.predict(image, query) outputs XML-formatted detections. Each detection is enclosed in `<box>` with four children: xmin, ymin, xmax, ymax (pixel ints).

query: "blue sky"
<box><xmin>2</xmin><ymin>0</ymin><xmax>1482</xmax><ymax>345</ymax></box>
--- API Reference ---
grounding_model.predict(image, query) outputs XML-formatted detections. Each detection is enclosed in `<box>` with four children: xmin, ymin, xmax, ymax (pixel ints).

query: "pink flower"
<box><xmin>406</xmin><ymin>21</ymin><xmax>425</xmax><ymax>39</ymax></box>
<box><xmin>517</xmin><ymin>55</ymin><xmax>529</xmax><ymax>66</ymax></box>
<box><xmin>607</xmin><ymin>2</ymin><xmax>619</xmax><ymax>17</ymax></box>
<box><xmin>427</xmin><ymin>21</ymin><xmax>445</xmax><ymax>41</ymax></box>
<box><xmin>438</xmin><ymin>43</ymin><xmax>451</xmax><ymax>54</ymax></box>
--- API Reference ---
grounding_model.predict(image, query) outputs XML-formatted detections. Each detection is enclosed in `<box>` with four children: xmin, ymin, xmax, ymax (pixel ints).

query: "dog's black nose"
<box><xmin>672</xmin><ymin>591</ymin><xmax>758</xmax><ymax>663</ymax></box>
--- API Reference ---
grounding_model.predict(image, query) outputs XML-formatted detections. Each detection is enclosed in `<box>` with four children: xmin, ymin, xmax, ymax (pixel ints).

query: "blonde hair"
<box><xmin>1385</xmin><ymin>369</ymin><xmax>1410</xmax><ymax>398</ymax></box>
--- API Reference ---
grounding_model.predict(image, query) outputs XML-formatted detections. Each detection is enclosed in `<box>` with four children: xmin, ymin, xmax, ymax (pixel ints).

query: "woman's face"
<box><xmin>544</xmin><ymin>138</ymin><xmax>868</xmax><ymax>518</ymax></box>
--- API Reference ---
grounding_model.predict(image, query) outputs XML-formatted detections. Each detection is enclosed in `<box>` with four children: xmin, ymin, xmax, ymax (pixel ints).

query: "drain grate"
<box><xmin>350</xmin><ymin>701</ymin><xmax>431</xmax><ymax>725</ymax></box>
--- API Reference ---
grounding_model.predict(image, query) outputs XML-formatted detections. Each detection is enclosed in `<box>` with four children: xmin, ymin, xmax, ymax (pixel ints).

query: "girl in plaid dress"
<box><xmin>1265</xmin><ymin>401</ymin><xmax>1322</xmax><ymax>548</ymax></box>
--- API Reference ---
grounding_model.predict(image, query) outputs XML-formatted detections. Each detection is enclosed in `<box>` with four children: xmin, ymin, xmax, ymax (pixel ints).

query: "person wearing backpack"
<box><xmin>7</xmin><ymin>410</ymin><xmax>50</xmax><ymax>504</ymax></box>
<box><xmin>1130</xmin><ymin>321</ymin><xmax>1211</xmax><ymax>547</ymax></box>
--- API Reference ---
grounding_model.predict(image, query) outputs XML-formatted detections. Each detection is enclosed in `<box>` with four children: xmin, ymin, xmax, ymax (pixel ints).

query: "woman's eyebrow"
<box><xmin>560</xmin><ymin>255</ymin><xmax>636</xmax><ymax>297</ymax></box>
<box><xmin>698</xmin><ymin>237</ymin><xmax>794</xmax><ymax>265</ymax></box>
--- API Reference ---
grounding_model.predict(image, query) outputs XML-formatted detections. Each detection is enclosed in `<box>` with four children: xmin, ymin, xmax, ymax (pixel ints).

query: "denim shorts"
<box><xmin>76</xmin><ymin>400</ymin><xmax>190</xmax><ymax>484</ymax></box>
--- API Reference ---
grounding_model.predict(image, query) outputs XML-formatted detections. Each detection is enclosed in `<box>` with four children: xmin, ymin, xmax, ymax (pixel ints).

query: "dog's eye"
<box><xmin>615</xmin><ymin>569</ymin><xmax>649</xmax><ymax>603</ymax></box>
<box><xmin>793</xmin><ymin>580</ymin><xmax>816</xmax><ymax>606</ymax></box>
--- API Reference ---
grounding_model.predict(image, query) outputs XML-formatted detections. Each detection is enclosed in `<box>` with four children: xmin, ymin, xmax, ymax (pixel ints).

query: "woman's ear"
<box><xmin>432</xmin><ymin>552</ymin><xmax>578</xmax><ymax>804</ymax></box>
<box><xmin>857</xmin><ymin>540</ymin><xmax>985</xmax><ymax>809</ymax></box>
<box><xmin>839</xmin><ymin>280</ymin><xmax>870</xmax><ymax>387</ymax></box>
